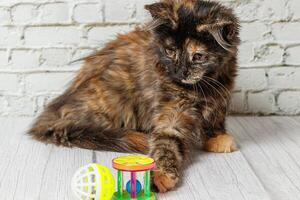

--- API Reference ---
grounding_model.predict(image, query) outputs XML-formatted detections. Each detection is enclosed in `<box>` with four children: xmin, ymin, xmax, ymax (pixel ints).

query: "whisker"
<box><xmin>202</xmin><ymin>79</ymin><xmax>226</xmax><ymax>102</ymax></box>
<box><xmin>203</xmin><ymin>76</ymin><xmax>234</xmax><ymax>113</ymax></box>
<box><xmin>203</xmin><ymin>76</ymin><xmax>231</xmax><ymax>98</ymax></box>
<box><xmin>195</xmin><ymin>83</ymin><xmax>208</xmax><ymax>114</ymax></box>
<box><xmin>203</xmin><ymin>79</ymin><xmax>228</xmax><ymax>119</ymax></box>
<box><xmin>192</xmin><ymin>83</ymin><xmax>197</xmax><ymax>102</ymax></box>
<box><xmin>199</xmin><ymin>80</ymin><xmax>219</xmax><ymax>125</ymax></box>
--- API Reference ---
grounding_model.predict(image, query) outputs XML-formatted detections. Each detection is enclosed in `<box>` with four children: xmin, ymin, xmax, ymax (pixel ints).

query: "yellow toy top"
<box><xmin>112</xmin><ymin>155</ymin><xmax>156</xmax><ymax>172</ymax></box>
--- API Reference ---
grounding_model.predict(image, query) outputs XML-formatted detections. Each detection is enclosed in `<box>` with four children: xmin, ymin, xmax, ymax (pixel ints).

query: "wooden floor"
<box><xmin>1</xmin><ymin>117</ymin><xmax>300</xmax><ymax>200</ymax></box>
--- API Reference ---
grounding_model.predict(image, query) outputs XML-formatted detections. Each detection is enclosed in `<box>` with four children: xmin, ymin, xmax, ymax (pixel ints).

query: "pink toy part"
<box><xmin>131</xmin><ymin>172</ymin><xmax>137</xmax><ymax>198</ymax></box>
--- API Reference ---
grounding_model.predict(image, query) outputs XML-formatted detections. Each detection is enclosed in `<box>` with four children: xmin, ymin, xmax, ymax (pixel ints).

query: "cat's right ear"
<box><xmin>145</xmin><ymin>3</ymin><xmax>177</xmax><ymax>26</ymax></box>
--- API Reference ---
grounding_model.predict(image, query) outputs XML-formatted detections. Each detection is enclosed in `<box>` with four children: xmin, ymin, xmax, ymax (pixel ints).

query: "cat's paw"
<box><xmin>204</xmin><ymin>133</ymin><xmax>237</xmax><ymax>153</ymax></box>
<box><xmin>51</xmin><ymin>121</ymin><xmax>72</xmax><ymax>147</ymax></box>
<box><xmin>152</xmin><ymin>170</ymin><xmax>178</xmax><ymax>193</ymax></box>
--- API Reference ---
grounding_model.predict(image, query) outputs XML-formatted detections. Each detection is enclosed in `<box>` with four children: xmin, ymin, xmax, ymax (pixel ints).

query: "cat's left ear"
<box><xmin>208</xmin><ymin>22</ymin><xmax>240</xmax><ymax>51</ymax></box>
<box><xmin>145</xmin><ymin>3</ymin><xmax>177</xmax><ymax>26</ymax></box>
<box><xmin>222</xmin><ymin>23</ymin><xmax>239</xmax><ymax>42</ymax></box>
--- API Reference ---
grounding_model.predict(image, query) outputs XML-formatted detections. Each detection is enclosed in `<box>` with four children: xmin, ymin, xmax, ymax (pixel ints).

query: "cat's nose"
<box><xmin>192</xmin><ymin>53</ymin><xmax>204</xmax><ymax>62</ymax></box>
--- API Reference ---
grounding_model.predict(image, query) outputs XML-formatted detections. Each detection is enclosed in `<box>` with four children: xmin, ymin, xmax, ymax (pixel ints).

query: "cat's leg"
<box><xmin>204</xmin><ymin>116</ymin><xmax>237</xmax><ymax>153</ymax></box>
<box><xmin>149</xmin><ymin>104</ymin><xmax>202</xmax><ymax>192</ymax></box>
<box><xmin>150</xmin><ymin>132</ymin><xmax>187</xmax><ymax>192</ymax></box>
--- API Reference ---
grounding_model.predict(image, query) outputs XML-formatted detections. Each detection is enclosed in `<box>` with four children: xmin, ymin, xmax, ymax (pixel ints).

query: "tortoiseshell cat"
<box><xmin>29</xmin><ymin>0</ymin><xmax>240</xmax><ymax>192</ymax></box>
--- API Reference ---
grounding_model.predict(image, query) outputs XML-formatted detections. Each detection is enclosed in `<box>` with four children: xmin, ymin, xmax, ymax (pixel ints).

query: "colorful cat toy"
<box><xmin>72</xmin><ymin>155</ymin><xmax>156</xmax><ymax>200</ymax></box>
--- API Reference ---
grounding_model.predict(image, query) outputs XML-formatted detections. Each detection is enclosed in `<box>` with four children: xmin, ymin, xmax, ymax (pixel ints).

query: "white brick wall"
<box><xmin>0</xmin><ymin>0</ymin><xmax>299</xmax><ymax>116</ymax></box>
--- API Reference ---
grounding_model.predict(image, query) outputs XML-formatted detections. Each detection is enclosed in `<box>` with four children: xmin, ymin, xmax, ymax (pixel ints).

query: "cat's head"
<box><xmin>145</xmin><ymin>0</ymin><xmax>240</xmax><ymax>85</ymax></box>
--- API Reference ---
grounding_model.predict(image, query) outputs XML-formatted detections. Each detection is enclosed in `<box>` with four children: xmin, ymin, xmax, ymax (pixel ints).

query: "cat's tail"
<box><xmin>27</xmin><ymin>111</ymin><xmax>149</xmax><ymax>154</ymax></box>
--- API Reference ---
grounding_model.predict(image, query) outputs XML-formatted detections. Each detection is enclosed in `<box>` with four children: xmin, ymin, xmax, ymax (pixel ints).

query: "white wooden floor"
<box><xmin>1</xmin><ymin>117</ymin><xmax>300</xmax><ymax>200</ymax></box>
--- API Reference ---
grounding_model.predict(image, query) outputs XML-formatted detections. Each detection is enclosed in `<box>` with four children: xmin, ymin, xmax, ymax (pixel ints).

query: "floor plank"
<box><xmin>0</xmin><ymin>117</ymin><xmax>39</xmax><ymax>200</ymax></box>
<box><xmin>159</xmin><ymin>151</ymin><xmax>270</xmax><ymax>200</ymax></box>
<box><xmin>0</xmin><ymin>117</ymin><xmax>93</xmax><ymax>200</ymax></box>
<box><xmin>228</xmin><ymin>117</ymin><xmax>300</xmax><ymax>200</ymax></box>
<box><xmin>292</xmin><ymin>117</ymin><xmax>300</xmax><ymax>124</ymax></box>
<box><xmin>37</xmin><ymin>147</ymin><xmax>93</xmax><ymax>200</ymax></box>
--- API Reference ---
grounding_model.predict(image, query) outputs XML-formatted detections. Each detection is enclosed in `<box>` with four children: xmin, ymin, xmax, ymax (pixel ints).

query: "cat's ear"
<box><xmin>145</xmin><ymin>3</ymin><xmax>177</xmax><ymax>25</ymax></box>
<box><xmin>222</xmin><ymin>23</ymin><xmax>239</xmax><ymax>42</ymax></box>
<box><xmin>208</xmin><ymin>22</ymin><xmax>239</xmax><ymax>51</ymax></box>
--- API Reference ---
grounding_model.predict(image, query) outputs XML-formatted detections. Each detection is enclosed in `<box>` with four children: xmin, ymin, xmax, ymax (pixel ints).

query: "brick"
<box><xmin>253</xmin><ymin>44</ymin><xmax>284</xmax><ymax>66</ymax></box>
<box><xmin>289</xmin><ymin>0</ymin><xmax>300</xmax><ymax>20</ymax></box>
<box><xmin>248</xmin><ymin>91</ymin><xmax>276</xmax><ymax>114</ymax></box>
<box><xmin>0</xmin><ymin>74</ymin><xmax>21</xmax><ymax>93</ymax></box>
<box><xmin>278</xmin><ymin>91</ymin><xmax>300</xmax><ymax>115</ymax></box>
<box><xmin>10</xmin><ymin>49</ymin><xmax>40</xmax><ymax>69</ymax></box>
<box><xmin>0</xmin><ymin>96</ymin><xmax>9</xmax><ymax>114</ymax></box>
<box><xmin>234</xmin><ymin>0</ymin><xmax>288</xmax><ymax>22</ymax></box>
<box><xmin>73</xmin><ymin>3</ymin><xmax>103</xmax><ymax>23</ymax></box>
<box><xmin>240</xmin><ymin>22</ymin><xmax>269</xmax><ymax>42</ymax></box>
<box><xmin>268</xmin><ymin>68</ymin><xmax>300</xmax><ymax>89</ymax></box>
<box><xmin>40</xmin><ymin>3</ymin><xmax>69</xmax><ymax>23</ymax></box>
<box><xmin>88</xmin><ymin>26</ymin><xmax>131</xmax><ymax>45</ymax></box>
<box><xmin>285</xmin><ymin>46</ymin><xmax>300</xmax><ymax>65</ymax></box>
<box><xmin>11</xmin><ymin>4</ymin><xmax>38</xmax><ymax>24</ymax></box>
<box><xmin>272</xmin><ymin>23</ymin><xmax>300</xmax><ymax>41</ymax></box>
<box><xmin>25</xmin><ymin>72</ymin><xmax>75</xmax><ymax>94</ymax></box>
<box><xmin>0</xmin><ymin>27</ymin><xmax>22</xmax><ymax>46</ymax></box>
<box><xmin>0</xmin><ymin>7</ymin><xmax>11</xmax><ymax>24</ymax></box>
<box><xmin>105</xmin><ymin>0</ymin><xmax>136</xmax><ymax>22</ymax></box>
<box><xmin>235</xmin><ymin>69</ymin><xmax>267</xmax><ymax>90</ymax></box>
<box><xmin>4</xmin><ymin>96</ymin><xmax>35</xmax><ymax>116</ymax></box>
<box><xmin>0</xmin><ymin>50</ymin><xmax>9</xmax><ymax>67</ymax></box>
<box><xmin>238</xmin><ymin>43</ymin><xmax>254</xmax><ymax>66</ymax></box>
<box><xmin>41</xmin><ymin>48</ymin><xmax>71</xmax><ymax>67</ymax></box>
<box><xmin>259</xmin><ymin>0</ymin><xmax>289</xmax><ymax>21</ymax></box>
<box><xmin>24</xmin><ymin>27</ymin><xmax>81</xmax><ymax>46</ymax></box>
<box><xmin>230</xmin><ymin>92</ymin><xmax>246</xmax><ymax>113</ymax></box>
<box><xmin>233</xmin><ymin>1</ymin><xmax>259</xmax><ymax>22</ymax></box>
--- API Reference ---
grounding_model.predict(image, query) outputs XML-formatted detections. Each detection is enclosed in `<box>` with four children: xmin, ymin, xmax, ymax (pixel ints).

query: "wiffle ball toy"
<box><xmin>71</xmin><ymin>155</ymin><xmax>156</xmax><ymax>200</ymax></box>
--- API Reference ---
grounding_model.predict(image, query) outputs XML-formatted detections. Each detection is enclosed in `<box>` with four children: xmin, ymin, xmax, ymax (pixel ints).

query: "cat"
<box><xmin>28</xmin><ymin>0</ymin><xmax>240</xmax><ymax>192</ymax></box>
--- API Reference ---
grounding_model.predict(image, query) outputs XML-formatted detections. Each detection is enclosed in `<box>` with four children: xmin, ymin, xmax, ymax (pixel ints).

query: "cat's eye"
<box><xmin>165</xmin><ymin>48</ymin><xmax>176</xmax><ymax>58</ymax></box>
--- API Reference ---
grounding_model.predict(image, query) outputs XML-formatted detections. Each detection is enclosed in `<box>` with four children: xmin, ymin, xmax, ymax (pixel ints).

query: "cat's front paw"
<box><xmin>152</xmin><ymin>170</ymin><xmax>179</xmax><ymax>193</ymax></box>
<box><xmin>204</xmin><ymin>133</ymin><xmax>237</xmax><ymax>153</ymax></box>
